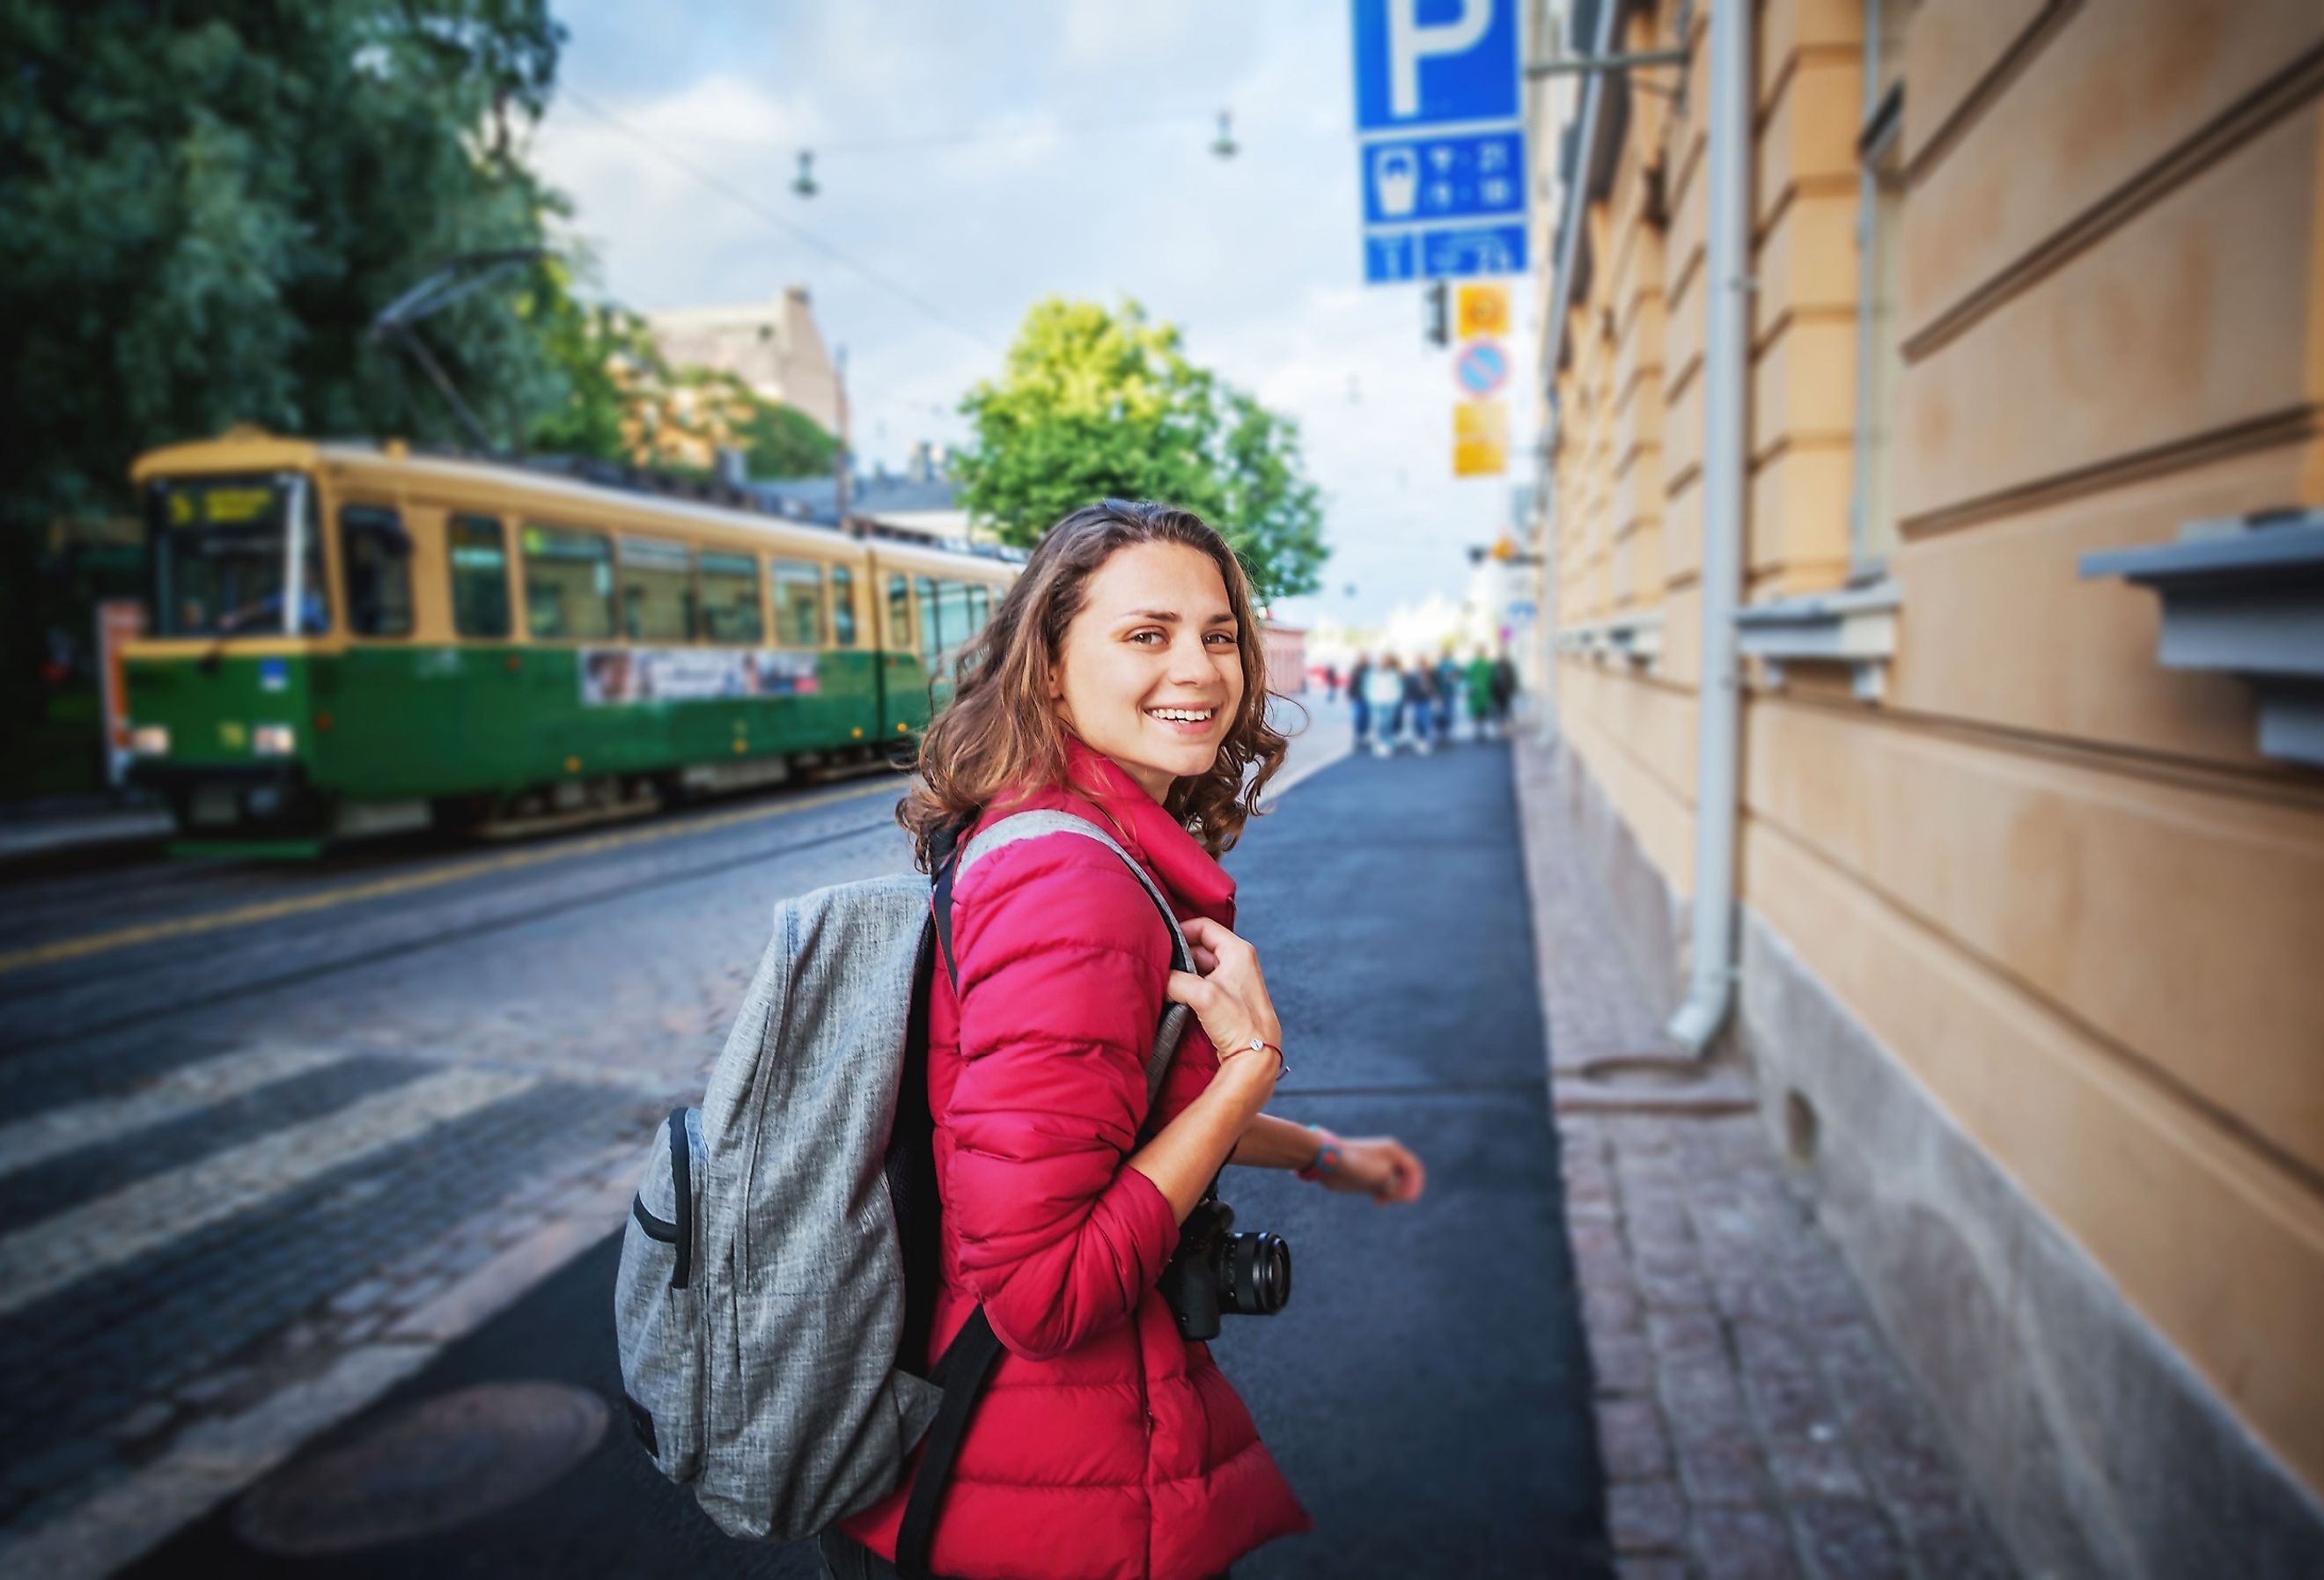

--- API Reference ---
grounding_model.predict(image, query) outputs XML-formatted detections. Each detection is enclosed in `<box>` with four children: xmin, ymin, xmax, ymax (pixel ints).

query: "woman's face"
<box><xmin>1049</xmin><ymin>540</ymin><xmax>1247</xmax><ymax>802</ymax></box>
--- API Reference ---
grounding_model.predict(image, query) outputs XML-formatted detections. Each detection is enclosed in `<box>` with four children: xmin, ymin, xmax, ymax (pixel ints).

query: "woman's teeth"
<box><xmin>1148</xmin><ymin>707</ymin><xmax>1215</xmax><ymax>723</ymax></box>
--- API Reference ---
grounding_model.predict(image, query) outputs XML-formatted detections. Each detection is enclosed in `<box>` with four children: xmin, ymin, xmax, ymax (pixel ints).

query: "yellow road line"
<box><xmin>0</xmin><ymin>780</ymin><xmax>899</xmax><ymax>978</ymax></box>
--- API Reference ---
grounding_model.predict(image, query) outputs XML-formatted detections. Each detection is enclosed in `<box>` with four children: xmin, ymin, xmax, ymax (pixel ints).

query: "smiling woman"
<box><xmin>839</xmin><ymin>500</ymin><xmax>1432</xmax><ymax>1580</ymax></box>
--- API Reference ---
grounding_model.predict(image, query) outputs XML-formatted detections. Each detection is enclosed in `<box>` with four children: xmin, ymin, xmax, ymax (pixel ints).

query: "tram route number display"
<box><xmin>580</xmin><ymin>647</ymin><xmax>821</xmax><ymax>705</ymax></box>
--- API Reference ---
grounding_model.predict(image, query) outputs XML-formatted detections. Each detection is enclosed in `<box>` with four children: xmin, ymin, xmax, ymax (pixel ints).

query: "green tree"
<box><xmin>0</xmin><ymin>0</ymin><xmax>565</xmax><ymax>737</ymax></box>
<box><xmin>955</xmin><ymin>298</ymin><xmax>1327</xmax><ymax>601</ymax></box>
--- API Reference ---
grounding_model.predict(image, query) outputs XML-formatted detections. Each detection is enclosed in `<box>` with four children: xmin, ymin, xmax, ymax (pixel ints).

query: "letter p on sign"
<box><xmin>1388</xmin><ymin>0</ymin><xmax>1489</xmax><ymax>117</ymax></box>
<box><xmin>1352</xmin><ymin>0</ymin><xmax>1519</xmax><ymax>134</ymax></box>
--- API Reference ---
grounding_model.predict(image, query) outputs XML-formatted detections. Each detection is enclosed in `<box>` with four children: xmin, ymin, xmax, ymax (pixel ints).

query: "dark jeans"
<box><xmin>816</xmin><ymin>1529</ymin><xmax>1232</xmax><ymax>1580</ymax></box>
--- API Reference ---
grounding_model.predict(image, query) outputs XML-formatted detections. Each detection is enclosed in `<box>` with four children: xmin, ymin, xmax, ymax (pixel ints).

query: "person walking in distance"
<box><xmin>1363</xmin><ymin>654</ymin><xmax>1404</xmax><ymax>757</ymax></box>
<box><xmin>829</xmin><ymin>500</ymin><xmax>1428</xmax><ymax>1580</ymax></box>
<box><xmin>1489</xmin><ymin>648</ymin><xmax>1520</xmax><ymax>736</ymax></box>
<box><xmin>1401</xmin><ymin>658</ymin><xmax>1436</xmax><ymax>757</ymax></box>
<box><xmin>1464</xmin><ymin>648</ymin><xmax>1497</xmax><ymax>741</ymax></box>
<box><xmin>1347</xmin><ymin>652</ymin><xmax>1372</xmax><ymax>752</ymax></box>
<box><xmin>1433</xmin><ymin>652</ymin><xmax>1461</xmax><ymax>747</ymax></box>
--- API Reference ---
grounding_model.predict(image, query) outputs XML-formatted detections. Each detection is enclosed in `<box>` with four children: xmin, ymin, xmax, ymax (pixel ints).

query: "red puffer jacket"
<box><xmin>837</xmin><ymin>736</ymin><xmax>1311</xmax><ymax>1579</ymax></box>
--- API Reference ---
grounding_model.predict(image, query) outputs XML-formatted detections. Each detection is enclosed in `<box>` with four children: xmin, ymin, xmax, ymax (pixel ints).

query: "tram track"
<box><xmin>0</xmin><ymin>807</ymin><xmax>899</xmax><ymax>1060</ymax></box>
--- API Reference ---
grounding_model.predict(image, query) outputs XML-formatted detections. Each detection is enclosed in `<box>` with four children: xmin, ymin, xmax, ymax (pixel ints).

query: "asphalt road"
<box><xmin>113</xmin><ymin>737</ymin><xmax>1611</xmax><ymax>1578</ymax></box>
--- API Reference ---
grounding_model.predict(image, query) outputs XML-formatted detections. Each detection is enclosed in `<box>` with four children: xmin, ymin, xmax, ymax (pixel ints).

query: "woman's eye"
<box><xmin>1129</xmin><ymin>629</ymin><xmax>1164</xmax><ymax>645</ymax></box>
<box><xmin>1206</xmin><ymin>632</ymin><xmax>1238</xmax><ymax>646</ymax></box>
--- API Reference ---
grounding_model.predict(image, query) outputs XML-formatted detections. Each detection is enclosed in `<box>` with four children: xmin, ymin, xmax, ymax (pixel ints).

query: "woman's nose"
<box><xmin>1167</xmin><ymin>635</ymin><xmax>1214</xmax><ymax>680</ymax></box>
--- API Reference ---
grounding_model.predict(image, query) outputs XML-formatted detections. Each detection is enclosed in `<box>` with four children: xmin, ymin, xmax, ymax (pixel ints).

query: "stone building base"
<box><xmin>1737</xmin><ymin>912</ymin><xmax>2324</xmax><ymax>1578</ymax></box>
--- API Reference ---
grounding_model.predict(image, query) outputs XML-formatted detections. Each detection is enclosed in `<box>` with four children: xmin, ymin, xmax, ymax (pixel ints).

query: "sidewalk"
<box><xmin>1513</xmin><ymin>731</ymin><xmax>2011</xmax><ymax>1580</ymax></box>
<box><xmin>0</xmin><ymin>797</ymin><xmax>169</xmax><ymax>872</ymax></box>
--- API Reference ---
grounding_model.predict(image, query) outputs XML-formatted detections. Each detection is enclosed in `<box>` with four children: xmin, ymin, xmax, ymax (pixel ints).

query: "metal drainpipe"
<box><xmin>1666</xmin><ymin>0</ymin><xmax>1748</xmax><ymax>1054</ymax></box>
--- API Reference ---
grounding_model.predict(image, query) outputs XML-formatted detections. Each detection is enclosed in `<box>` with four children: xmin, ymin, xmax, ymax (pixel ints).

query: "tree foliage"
<box><xmin>2</xmin><ymin>0</ymin><xmax>570</xmax><ymax>517</ymax></box>
<box><xmin>955</xmin><ymin>298</ymin><xmax>1326</xmax><ymax>602</ymax></box>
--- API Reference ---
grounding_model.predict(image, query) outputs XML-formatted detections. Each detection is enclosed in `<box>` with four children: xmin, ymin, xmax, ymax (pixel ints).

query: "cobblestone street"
<box><xmin>1516</xmin><ymin>735</ymin><xmax>2010</xmax><ymax>1580</ymax></box>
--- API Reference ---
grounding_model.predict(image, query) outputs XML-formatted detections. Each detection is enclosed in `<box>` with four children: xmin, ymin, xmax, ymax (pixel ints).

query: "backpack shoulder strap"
<box><xmin>931</xmin><ymin>808</ymin><xmax>1194</xmax><ymax>1107</ymax></box>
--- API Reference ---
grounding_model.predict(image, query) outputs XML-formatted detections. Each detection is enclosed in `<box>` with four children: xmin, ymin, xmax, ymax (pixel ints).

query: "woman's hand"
<box><xmin>1166</xmin><ymin>917</ymin><xmax>1283</xmax><ymax>1115</ymax></box>
<box><xmin>1319</xmin><ymin>1135</ymin><xmax>1427</xmax><ymax>1206</ymax></box>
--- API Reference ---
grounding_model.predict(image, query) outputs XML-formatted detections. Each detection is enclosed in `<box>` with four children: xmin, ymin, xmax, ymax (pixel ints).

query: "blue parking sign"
<box><xmin>1351</xmin><ymin>0</ymin><xmax>1520</xmax><ymax>133</ymax></box>
<box><xmin>1360</xmin><ymin>130</ymin><xmax>1525</xmax><ymax>225</ymax></box>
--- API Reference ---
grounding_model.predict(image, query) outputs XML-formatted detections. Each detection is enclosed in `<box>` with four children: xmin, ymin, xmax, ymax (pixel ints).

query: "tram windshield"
<box><xmin>148</xmin><ymin>474</ymin><xmax>329</xmax><ymax>637</ymax></box>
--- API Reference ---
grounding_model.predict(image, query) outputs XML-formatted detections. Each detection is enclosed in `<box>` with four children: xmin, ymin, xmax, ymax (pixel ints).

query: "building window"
<box><xmin>522</xmin><ymin>524</ymin><xmax>615</xmax><ymax>640</ymax></box>
<box><xmin>620</xmin><ymin>535</ymin><xmax>695</xmax><ymax>643</ymax></box>
<box><xmin>449</xmin><ymin>515</ymin><xmax>511</xmax><ymax>638</ymax></box>
<box><xmin>772</xmin><ymin>559</ymin><xmax>827</xmax><ymax>646</ymax></box>
<box><xmin>830</xmin><ymin>564</ymin><xmax>857</xmax><ymax>647</ymax></box>
<box><xmin>339</xmin><ymin>505</ymin><xmax>413</xmax><ymax>637</ymax></box>
<box><xmin>1850</xmin><ymin>0</ymin><xmax>1914</xmax><ymax>571</ymax></box>
<box><xmin>699</xmin><ymin>551</ymin><xmax>763</xmax><ymax>643</ymax></box>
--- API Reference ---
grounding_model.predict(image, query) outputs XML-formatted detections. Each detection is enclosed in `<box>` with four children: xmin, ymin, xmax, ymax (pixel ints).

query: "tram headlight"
<box><xmin>130</xmin><ymin>724</ymin><xmax>170</xmax><ymax>756</ymax></box>
<box><xmin>253</xmin><ymin>724</ymin><xmax>298</xmax><ymax>757</ymax></box>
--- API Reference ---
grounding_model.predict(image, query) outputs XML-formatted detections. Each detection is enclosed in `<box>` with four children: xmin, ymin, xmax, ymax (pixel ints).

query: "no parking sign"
<box><xmin>1454</xmin><ymin>340</ymin><xmax>1510</xmax><ymax>399</ymax></box>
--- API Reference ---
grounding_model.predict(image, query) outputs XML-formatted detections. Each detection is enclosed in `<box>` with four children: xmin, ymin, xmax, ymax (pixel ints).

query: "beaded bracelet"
<box><xmin>1296</xmin><ymin>1123</ymin><xmax>1342</xmax><ymax>1182</ymax></box>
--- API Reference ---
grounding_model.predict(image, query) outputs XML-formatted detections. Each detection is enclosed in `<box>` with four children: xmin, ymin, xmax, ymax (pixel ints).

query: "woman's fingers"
<box><xmin>1165</xmin><ymin>970</ymin><xmax>1215</xmax><ymax>1010</ymax></box>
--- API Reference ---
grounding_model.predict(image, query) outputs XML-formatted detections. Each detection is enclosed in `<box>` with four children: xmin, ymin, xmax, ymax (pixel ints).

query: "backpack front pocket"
<box><xmin>614</xmin><ymin>1106</ymin><xmax>708</xmax><ymax>1481</ymax></box>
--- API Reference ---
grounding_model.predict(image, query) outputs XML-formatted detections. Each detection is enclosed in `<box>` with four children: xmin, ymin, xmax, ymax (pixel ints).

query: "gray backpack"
<box><xmin>614</xmin><ymin>809</ymin><xmax>1190</xmax><ymax>1575</ymax></box>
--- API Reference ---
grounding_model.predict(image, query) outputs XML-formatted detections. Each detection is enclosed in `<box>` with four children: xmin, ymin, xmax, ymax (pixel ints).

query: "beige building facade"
<box><xmin>644</xmin><ymin>284</ymin><xmax>843</xmax><ymax>435</ymax></box>
<box><xmin>1529</xmin><ymin>0</ymin><xmax>2324</xmax><ymax>1573</ymax></box>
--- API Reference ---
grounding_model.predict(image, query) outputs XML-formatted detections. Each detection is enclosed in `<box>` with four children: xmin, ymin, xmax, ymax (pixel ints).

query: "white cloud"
<box><xmin>535</xmin><ymin>0</ymin><xmax>1542</xmax><ymax>626</ymax></box>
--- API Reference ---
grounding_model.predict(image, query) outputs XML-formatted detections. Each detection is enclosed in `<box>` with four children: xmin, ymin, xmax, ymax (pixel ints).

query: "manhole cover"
<box><xmin>234</xmin><ymin>1381</ymin><xmax>608</xmax><ymax>1554</ymax></box>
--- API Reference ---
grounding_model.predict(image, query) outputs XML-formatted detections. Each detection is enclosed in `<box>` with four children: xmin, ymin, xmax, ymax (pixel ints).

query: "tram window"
<box><xmin>699</xmin><ymin>551</ymin><xmax>762</xmax><ymax>643</ymax></box>
<box><xmin>521</xmin><ymin>524</ymin><xmax>614</xmax><ymax>640</ymax></box>
<box><xmin>620</xmin><ymin>535</ymin><xmax>694</xmax><ymax>643</ymax></box>
<box><xmin>936</xmin><ymin>581</ymin><xmax>972</xmax><ymax>658</ymax></box>
<box><xmin>448</xmin><ymin>515</ymin><xmax>511</xmax><ymax>638</ymax></box>
<box><xmin>772</xmin><ymin>560</ymin><xmax>826</xmax><ymax>647</ymax></box>
<box><xmin>829</xmin><ymin>565</ymin><xmax>857</xmax><ymax>647</ymax></box>
<box><xmin>910</xmin><ymin>576</ymin><xmax>938</xmax><ymax>655</ymax></box>
<box><xmin>339</xmin><ymin>505</ymin><xmax>414</xmax><ymax>638</ymax></box>
<box><xmin>887</xmin><ymin>574</ymin><xmax>913</xmax><ymax>650</ymax></box>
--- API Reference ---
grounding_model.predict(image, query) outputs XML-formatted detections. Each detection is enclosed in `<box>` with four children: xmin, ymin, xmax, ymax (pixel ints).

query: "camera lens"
<box><xmin>1221</xmin><ymin>1231</ymin><xmax>1291</xmax><ymax>1316</ymax></box>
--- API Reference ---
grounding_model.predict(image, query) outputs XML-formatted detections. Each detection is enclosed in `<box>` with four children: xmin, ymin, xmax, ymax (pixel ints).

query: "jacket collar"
<box><xmin>1026</xmin><ymin>733</ymin><xmax>1237</xmax><ymax>924</ymax></box>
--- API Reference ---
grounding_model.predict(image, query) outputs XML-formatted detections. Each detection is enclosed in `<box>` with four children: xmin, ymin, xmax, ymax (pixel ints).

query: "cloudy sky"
<box><xmin>531</xmin><ymin>1</ymin><xmax>1540</xmax><ymax>629</ymax></box>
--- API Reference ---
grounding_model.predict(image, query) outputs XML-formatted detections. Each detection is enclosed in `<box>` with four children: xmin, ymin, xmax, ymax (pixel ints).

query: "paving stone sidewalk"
<box><xmin>1513</xmin><ymin>731</ymin><xmax>2012</xmax><ymax>1580</ymax></box>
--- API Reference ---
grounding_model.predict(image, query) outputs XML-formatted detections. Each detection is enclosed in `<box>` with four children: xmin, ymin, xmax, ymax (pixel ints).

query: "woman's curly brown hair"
<box><xmin>898</xmin><ymin>499</ymin><xmax>1289</xmax><ymax>871</ymax></box>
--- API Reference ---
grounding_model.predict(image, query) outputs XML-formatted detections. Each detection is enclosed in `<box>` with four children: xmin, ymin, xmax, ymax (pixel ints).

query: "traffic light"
<box><xmin>1425</xmin><ymin>280</ymin><xmax>1449</xmax><ymax>348</ymax></box>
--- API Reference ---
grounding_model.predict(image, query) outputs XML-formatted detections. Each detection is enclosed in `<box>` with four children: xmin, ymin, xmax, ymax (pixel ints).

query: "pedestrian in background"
<box><xmin>1347</xmin><ymin>653</ymin><xmax>1372</xmax><ymax>749</ymax></box>
<box><xmin>1465</xmin><ymin>649</ymin><xmax>1497</xmax><ymax>740</ymax></box>
<box><xmin>1433</xmin><ymin>653</ymin><xmax>1461</xmax><ymax>746</ymax></box>
<box><xmin>1364</xmin><ymin>655</ymin><xmax>1403</xmax><ymax>757</ymax></box>
<box><xmin>1489</xmin><ymin>650</ymin><xmax>1519</xmax><ymax>735</ymax></box>
<box><xmin>1402</xmin><ymin>659</ymin><xmax>1436</xmax><ymax>757</ymax></box>
<box><xmin>1323</xmin><ymin>662</ymin><xmax>1340</xmax><ymax>703</ymax></box>
<box><xmin>849</xmin><ymin>499</ymin><xmax>1426</xmax><ymax>1580</ymax></box>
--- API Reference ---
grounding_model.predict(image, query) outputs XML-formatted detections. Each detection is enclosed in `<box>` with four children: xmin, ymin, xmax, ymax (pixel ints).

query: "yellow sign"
<box><xmin>1453</xmin><ymin>401</ymin><xmax>1508</xmax><ymax>476</ymax></box>
<box><xmin>1456</xmin><ymin>283</ymin><xmax>1510</xmax><ymax>340</ymax></box>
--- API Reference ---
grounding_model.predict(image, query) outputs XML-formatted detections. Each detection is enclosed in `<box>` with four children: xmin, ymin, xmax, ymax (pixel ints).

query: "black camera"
<box><xmin>1156</xmin><ymin>1187</ymin><xmax>1291</xmax><ymax>1341</ymax></box>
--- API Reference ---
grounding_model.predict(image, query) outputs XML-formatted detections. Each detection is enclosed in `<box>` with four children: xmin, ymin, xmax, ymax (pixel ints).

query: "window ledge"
<box><xmin>2080</xmin><ymin>510</ymin><xmax>2324</xmax><ymax>769</ymax></box>
<box><xmin>1735</xmin><ymin>577</ymin><xmax>1902</xmax><ymax>701</ymax></box>
<box><xmin>1555</xmin><ymin>610</ymin><xmax>1664</xmax><ymax>672</ymax></box>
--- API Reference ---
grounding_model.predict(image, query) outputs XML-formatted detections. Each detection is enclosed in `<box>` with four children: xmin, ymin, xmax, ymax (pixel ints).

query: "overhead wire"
<box><xmin>558</xmin><ymin>86</ymin><xmax>1003</xmax><ymax>354</ymax></box>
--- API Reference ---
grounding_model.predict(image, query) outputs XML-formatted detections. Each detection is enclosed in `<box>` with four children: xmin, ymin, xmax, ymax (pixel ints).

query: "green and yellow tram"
<box><xmin>121</xmin><ymin>429</ymin><xmax>1019</xmax><ymax>855</ymax></box>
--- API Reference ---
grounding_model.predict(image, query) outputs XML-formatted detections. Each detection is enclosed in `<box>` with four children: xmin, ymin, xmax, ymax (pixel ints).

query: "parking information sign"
<box><xmin>1353</xmin><ymin>0</ymin><xmax>1528</xmax><ymax>283</ymax></box>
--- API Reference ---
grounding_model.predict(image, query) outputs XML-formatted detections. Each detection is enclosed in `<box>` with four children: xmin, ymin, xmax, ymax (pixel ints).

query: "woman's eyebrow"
<box><xmin>1115</xmin><ymin>608</ymin><xmax>1239</xmax><ymax>625</ymax></box>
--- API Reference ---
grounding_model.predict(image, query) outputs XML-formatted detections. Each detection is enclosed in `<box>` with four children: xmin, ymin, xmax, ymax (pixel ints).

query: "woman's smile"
<box><xmin>1144</xmin><ymin>702</ymin><xmax>1220</xmax><ymax>735</ymax></box>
